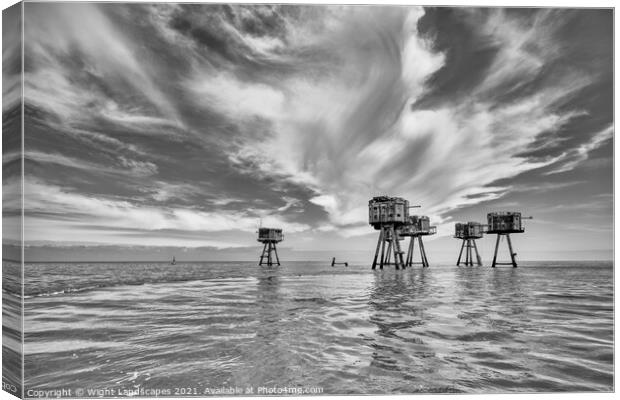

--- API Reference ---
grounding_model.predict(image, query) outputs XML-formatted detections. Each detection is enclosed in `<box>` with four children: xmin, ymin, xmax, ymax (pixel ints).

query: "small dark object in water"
<box><xmin>331</xmin><ymin>257</ymin><xmax>348</xmax><ymax>267</ymax></box>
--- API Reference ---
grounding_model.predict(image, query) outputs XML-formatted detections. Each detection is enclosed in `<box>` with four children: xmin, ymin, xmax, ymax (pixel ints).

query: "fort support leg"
<box><xmin>456</xmin><ymin>239</ymin><xmax>465</xmax><ymax>266</ymax></box>
<box><xmin>406</xmin><ymin>237</ymin><xmax>414</xmax><ymax>266</ymax></box>
<box><xmin>385</xmin><ymin>240</ymin><xmax>392</xmax><ymax>266</ymax></box>
<box><xmin>379</xmin><ymin>228</ymin><xmax>386</xmax><ymax>270</ymax></box>
<box><xmin>393</xmin><ymin>240</ymin><xmax>402</xmax><ymax>269</ymax></box>
<box><xmin>416</xmin><ymin>236</ymin><xmax>422</xmax><ymax>267</ymax></box>
<box><xmin>372</xmin><ymin>228</ymin><xmax>384</xmax><ymax>270</ymax></box>
<box><xmin>492</xmin><ymin>234</ymin><xmax>501</xmax><ymax>268</ymax></box>
<box><xmin>464</xmin><ymin>240</ymin><xmax>469</xmax><ymax>266</ymax></box>
<box><xmin>465</xmin><ymin>240</ymin><xmax>470</xmax><ymax>266</ymax></box>
<box><xmin>270</xmin><ymin>243</ymin><xmax>274</xmax><ymax>266</ymax></box>
<box><xmin>409</xmin><ymin>237</ymin><xmax>416</xmax><ymax>266</ymax></box>
<box><xmin>506</xmin><ymin>234</ymin><xmax>517</xmax><ymax>268</ymax></box>
<box><xmin>416</xmin><ymin>236</ymin><xmax>421</xmax><ymax>266</ymax></box>
<box><xmin>393</xmin><ymin>227</ymin><xmax>405</xmax><ymax>269</ymax></box>
<box><xmin>391</xmin><ymin>236</ymin><xmax>400</xmax><ymax>270</ymax></box>
<box><xmin>419</xmin><ymin>236</ymin><xmax>429</xmax><ymax>268</ymax></box>
<box><xmin>259</xmin><ymin>242</ymin><xmax>267</xmax><ymax>265</ymax></box>
<box><xmin>273</xmin><ymin>243</ymin><xmax>280</xmax><ymax>266</ymax></box>
<box><xmin>268</xmin><ymin>242</ymin><xmax>273</xmax><ymax>266</ymax></box>
<box><xmin>473</xmin><ymin>240</ymin><xmax>482</xmax><ymax>266</ymax></box>
<box><xmin>405</xmin><ymin>238</ymin><xmax>410</xmax><ymax>266</ymax></box>
<box><xmin>389</xmin><ymin>225</ymin><xmax>402</xmax><ymax>269</ymax></box>
<box><xmin>466</xmin><ymin>240</ymin><xmax>470</xmax><ymax>266</ymax></box>
<box><xmin>385</xmin><ymin>226</ymin><xmax>398</xmax><ymax>269</ymax></box>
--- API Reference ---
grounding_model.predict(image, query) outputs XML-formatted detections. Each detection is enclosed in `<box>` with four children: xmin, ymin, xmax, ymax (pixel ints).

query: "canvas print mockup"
<box><xmin>2</xmin><ymin>2</ymin><xmax>614</xmax><ymax>397</ymax></box>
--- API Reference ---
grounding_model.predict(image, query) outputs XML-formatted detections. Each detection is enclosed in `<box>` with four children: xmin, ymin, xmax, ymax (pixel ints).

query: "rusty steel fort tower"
<box><xmin>368</xmin><ymin>196</ymin><xmax>436</xmax><ymax>269</ymax></box>
<box><xmin>401</xmin><ymin>215</ymin><xmax>437</xmax><ymax>268</ymax></box>
<box><xmin>454</xmin><ymin>222</ymin><xmax>484</xmax><ymax>266</ymax></box>
<box><xmin>257</xmin><ymin>227</ymin><xmax>283</xmax><ymax>266</ymax></box>
<box><xmin>487</xmin><ymin>212</ymin><xmax>532</xmax><ymax>268</ymax></box>
<box><xmin>369</xmin><ymin>196</ymin><xmax>409</xmax><ymax>269</ymax></box>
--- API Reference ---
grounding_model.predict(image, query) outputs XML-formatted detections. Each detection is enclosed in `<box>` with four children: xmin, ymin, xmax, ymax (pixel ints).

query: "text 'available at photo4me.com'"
<box><xmin>22</xmin><ymin>385</ymin><xmax>325</xmax><ymax>397</ymax></box>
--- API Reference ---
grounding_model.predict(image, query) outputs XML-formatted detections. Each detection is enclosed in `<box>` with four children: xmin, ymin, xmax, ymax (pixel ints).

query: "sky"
<box><xmin>2</xmin><ymin>3</ymin><xmax>614</xmax><ymax>261</ymax></box>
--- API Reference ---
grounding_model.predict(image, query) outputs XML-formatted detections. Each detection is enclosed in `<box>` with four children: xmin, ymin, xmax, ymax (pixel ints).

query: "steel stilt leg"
<box><xmin>465</xmin><ymin>240</ymin><xmax>470</xmax><ymax>266</ymax></box>
<box><xmin>506</xmin><ymin>234</ymin><xmax>517</xmax><ymax>268</ymax></box>
<box><xmin>456</xmin><ymin>239</ymin><xmax>465</xmax><ymax>266</ymax></box>
<box><xmin>259</xmin><ymin>242</ymin><xmax>267</xmax><ymax>265</ymax></box>
<box><xmin>391</xmin><ymin>231</ymin><xmax>400</xmax><ymax>270</ymax></box>
<box><xmin>406</xmin><ymin>237</ymin><xmax>414</xmax><ymax>266</ymax></box>
<box><xmin>273</xmin><ymin>243</ymin><xmax>280</xmax><ymax>266</ymax></box>
<box><xmin>419</xmin><ymin>236</ymin><xmax>429</xmax><ymax>267</ymax></box>
<box><xmin>393</xmin><ymin>227</ymin><xmax>405</xmax><ymax>269</ymax></box>
<box><xmin>372</xmin><ymin>228</ymin><xmax>384</xmax><ymax>270</ymax></box>
<box><xmin>379</xmin><ymin>228</ymin><xmax>386</xmax><ymax>270</ymax></box>
<box><xmin>268</xmin><ymin>242</ymin><xmax>273</xmax><ymax>266</ymax></box>
<box><xmin>492</xmin><ymin>234</ymin><xmax>501</xmax><ymax>268</ymax></box>
<box><xmin>472</xmin><ymin>240</ymin><xmax>482</xmax><ymax>266</ymax></box>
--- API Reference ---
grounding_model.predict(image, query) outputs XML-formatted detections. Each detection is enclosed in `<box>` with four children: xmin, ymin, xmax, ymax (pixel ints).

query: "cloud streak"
<box><xmin>22</xmin><ymin>180</ymin><xmax>310</xmax><ymax>247</ymax></box>
<box><xmin>544</xmin><ymin>125</ymin><xmax>613</xmax><ymax>175</ymax></box>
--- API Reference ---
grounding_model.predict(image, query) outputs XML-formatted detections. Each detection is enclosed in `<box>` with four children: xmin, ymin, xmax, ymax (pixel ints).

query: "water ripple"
<box><xmin>10</xmin><ymin>261</ymin><xmax>614</xmax><ymax>393</ymax></box>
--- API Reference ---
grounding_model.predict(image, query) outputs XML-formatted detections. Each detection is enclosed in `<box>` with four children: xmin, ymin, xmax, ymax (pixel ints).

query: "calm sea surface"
<box><xmin>8</xmin><ymin>261</ymin><xmax>615</xmax><ymax>394</ymax></box>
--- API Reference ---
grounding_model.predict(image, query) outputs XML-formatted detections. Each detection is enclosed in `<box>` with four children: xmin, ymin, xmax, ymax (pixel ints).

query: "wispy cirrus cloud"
<box><xmin>544</xmin><ymin>124</ymin><xmax>613</xmax><ymax>175</ymax></box>
<box><xmin>24</xmin><ymin>3</ymin><xmax>181</xmax><ymax>125</ymax></box>
<box><xmin>21</xmin><ymin>179</ymin><xmax>310</xmax><ymax>247</ymax></box>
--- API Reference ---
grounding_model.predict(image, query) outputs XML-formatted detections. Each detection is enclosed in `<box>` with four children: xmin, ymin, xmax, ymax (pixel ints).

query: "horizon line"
<box><xmin>3</xmin><ymin>258</ymin><xmax>614</xmax><ymax>264</ymax></box>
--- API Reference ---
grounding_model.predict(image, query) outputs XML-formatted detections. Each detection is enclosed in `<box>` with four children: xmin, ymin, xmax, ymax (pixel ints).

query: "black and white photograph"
<box><xmin>1</xmin><ymin>0</ymin><xmax>615</xmax><ymax>397</ymax></box>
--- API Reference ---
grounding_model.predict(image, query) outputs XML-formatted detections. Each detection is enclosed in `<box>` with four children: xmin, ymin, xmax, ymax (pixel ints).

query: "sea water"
<box><xmin>3</xmin><ymin>261</ymin><xmax>613</xmax><ymax>394</ymax></box>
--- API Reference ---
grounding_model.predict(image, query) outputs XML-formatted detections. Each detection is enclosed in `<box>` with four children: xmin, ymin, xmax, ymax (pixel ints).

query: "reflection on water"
<box><xmin>18</xmin><ymin>261</ymin><xmax>613</xmax><ymax>394</ymax></box>
<box><xmin>366</xmin><ymin>269</ymin><xmax>452</xmax><ymax>393</ymax></box>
